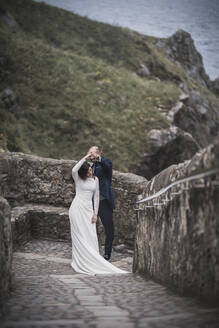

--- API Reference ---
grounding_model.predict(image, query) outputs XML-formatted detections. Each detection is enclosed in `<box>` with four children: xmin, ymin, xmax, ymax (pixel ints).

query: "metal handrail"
<box><xmin>134</xmin><ymin>167</ymin><xmax>219</xmax><ymax>205</ymax></box>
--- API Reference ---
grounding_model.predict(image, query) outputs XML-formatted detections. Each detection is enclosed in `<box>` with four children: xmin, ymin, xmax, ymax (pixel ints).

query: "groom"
<box><xmin>88</xmin><ymin>146</ymin><xmax>114</xmax><ymax>261</ymax></box>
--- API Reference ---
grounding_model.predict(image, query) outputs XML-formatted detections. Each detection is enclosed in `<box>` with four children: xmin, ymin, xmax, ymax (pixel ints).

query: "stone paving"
<box><xmin>0</xmin><ymin>239</ymin><xmax>219</xmax><ymax>328</ymax></box>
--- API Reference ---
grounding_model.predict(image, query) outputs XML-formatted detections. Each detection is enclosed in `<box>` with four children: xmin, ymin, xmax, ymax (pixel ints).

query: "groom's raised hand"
<box><xmin>87</xmin><ymin>147</ymin><xmax>99</xmax><ymax>162</ymax></box>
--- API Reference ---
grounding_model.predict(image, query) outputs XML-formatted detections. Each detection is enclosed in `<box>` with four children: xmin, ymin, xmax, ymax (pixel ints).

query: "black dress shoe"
<box><xmin>103</xmin><ymin>254</ymin><xmax>110</xmax><ymax>261</ymax></box>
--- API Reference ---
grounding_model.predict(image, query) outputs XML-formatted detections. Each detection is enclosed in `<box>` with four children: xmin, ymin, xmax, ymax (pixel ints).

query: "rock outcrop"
<box><xmin>0</xmin><ymin>8</ymin><xmax>18</xmax><ymax>28</ymax></box>
<box><xmin>142</xmin><ymin>31</ymin><xmax>219</xmax><ymax>178</ymax></box>
<box><xmin>137</xmin><ymin>64</ymin><xmax>150</xmax><ymax>77</ymax></box>
<box><xmin>136</xmin><ymin>87</ymin><xmax>219</xmax><ymax>179</ymax></box>
<box><xmin>133</xmin><ymin>34</ymin><xmax>219</xmax><ymax>180</ymax></box>
<box><xmin>0</xmin><ymin>152</ymin><xmax>147</xmax><ymax>249</ymax></box>
<box><xmin>0</xmin><ymin>196</ymin><xmax>12</xmax><ymax>315</ymax></box>
<box><xmin>166</xmin><ymin>30</ymin><xmax>210</xmax><ymax>87</ymax></box>
<box><xmin>133</xmin><ymin>136</ymin><xmax>219</xmax><ymax>304</ymax></box>
<box><xmin>1</xmin><ymin>88</ymin><xmax>20</xmax><ymax>115</ymax></box>
<box><xmin>173</xmin><ymin>92</ymin><xmax>219</xmax><ymax>148</ymax></box>
<box><xmin>135</xmin><ymin>126</ymin><xmax>199</xmax><ymax>179</ymax></box>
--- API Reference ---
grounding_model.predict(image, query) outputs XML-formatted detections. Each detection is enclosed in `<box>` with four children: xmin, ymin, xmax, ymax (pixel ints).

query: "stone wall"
<box><xmin>0</xmin><ymin>152</ymin><xmax>146</xmax><ymax>248</ymax></box>
<box><xmin>133</xmin><ymin>137</ymin><xmax>219</xmax><ymax>304</ymax></box>
<box><xmin>0</xmin><ymin>196</ymin><xmax>12</xmax><ymax>314</ymax></box>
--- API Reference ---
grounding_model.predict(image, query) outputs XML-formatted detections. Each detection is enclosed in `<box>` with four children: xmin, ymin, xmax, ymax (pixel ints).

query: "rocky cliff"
<box><xmin>133</xmin><ymin>136</ymin><xmax>219</xmax><ymax>304</ymax></box>
<box><xmin>133</xmin><ymin>29</ymin><xmax>219</xmax><ymax>179</ymax></box>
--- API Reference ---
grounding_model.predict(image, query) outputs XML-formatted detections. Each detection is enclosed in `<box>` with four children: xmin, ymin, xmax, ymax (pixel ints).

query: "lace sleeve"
<box><xmin>72</xmin><ymin>157</ymin><xmax>86</xmax><ymax>182</ymax></box>
<box><xmin>93</xmin><ymin>177</ymin><xmax>100</xmax><ymax>215</ymax></box>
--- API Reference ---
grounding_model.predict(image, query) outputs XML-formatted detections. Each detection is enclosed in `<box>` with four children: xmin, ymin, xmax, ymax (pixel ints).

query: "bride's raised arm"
<box><xmin>72</xmin><ymin>154</ymin><xmax>90</xmax><ymax>181</ymax></box>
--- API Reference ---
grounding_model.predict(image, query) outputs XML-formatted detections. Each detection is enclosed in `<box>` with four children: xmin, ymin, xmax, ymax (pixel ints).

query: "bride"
<box><xmin>69</xmin><ymin>152</ymin><xmax>128</xmax><ymax>275</ymax></box>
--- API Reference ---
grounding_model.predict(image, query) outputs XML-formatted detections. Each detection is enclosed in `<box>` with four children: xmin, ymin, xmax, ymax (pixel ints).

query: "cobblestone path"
<box><xmin>1</xmin><ymin>239</ymin><xmax>219</xmax><ymax>328</ymax></box>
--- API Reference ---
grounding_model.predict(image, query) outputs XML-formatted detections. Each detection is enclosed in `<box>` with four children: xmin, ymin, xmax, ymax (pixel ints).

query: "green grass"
<box><xmin>0</xmin><ymin>0</ymin><xmax>208</xmax><ymax>171</ymax></box>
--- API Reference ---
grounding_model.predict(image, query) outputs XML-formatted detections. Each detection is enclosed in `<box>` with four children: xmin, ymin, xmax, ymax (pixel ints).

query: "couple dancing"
<box><xmin>69</xmin><ymin>146</ymin><xmax>129</xmax><ymax>275</ymax></box>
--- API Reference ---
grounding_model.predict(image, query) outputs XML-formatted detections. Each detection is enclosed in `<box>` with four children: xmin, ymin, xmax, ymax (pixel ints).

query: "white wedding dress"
<box><xmin>69</xmin><ymin>157</ymin><xmax>128</xmax><ymax>275</ymax></box>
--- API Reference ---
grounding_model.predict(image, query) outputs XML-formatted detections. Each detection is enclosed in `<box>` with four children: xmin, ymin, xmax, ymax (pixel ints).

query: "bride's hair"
<box><xmin>78</xmin><ymin>162</ymin><xmax>91</xmax><ymax>180</ymax></box>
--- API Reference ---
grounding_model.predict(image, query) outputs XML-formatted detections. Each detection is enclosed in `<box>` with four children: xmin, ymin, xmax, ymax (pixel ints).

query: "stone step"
<box><xmin>14</xmin><ymin>251</ymin><xmax>71</xmax><ymax>264</ymax></box>
<box><xmin>11</xmin><ymin>204</ymin><xmax>70</xmax><ymax>249</ymax></box>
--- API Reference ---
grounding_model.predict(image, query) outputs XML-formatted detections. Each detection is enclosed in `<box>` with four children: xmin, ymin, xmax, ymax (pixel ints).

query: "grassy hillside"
<box><xmin>0</xmin><ymin>0</ymin><xmax>205</xmax><ymax>171</ymax></box>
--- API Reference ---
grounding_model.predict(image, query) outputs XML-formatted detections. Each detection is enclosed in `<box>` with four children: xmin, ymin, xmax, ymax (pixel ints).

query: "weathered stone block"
<box><xmin>11</xmin><ymin>205</ymin><xmax>33</xmax><ymax>250</ymax></box>
<box><xmin>29</xmin><ymin>205</ymin><xmax>70</xmax><ymax>241</ymax></box>
<box><xmin>0</xmin><ymin>152</ymin><xmax>74</xmax><ymax>207</ymax></box>
<box><xmin>0</xmin><ymin>196</ymin><xmax>12</xmax><ymax>314</ymax></box>
<box><xmin>11</xmin><ymin>205</ymin><xmax>71</xmax><ymax>246</ymax></box>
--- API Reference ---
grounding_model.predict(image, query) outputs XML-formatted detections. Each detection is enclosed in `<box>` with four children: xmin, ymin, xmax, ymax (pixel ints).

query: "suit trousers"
<box><xmin>98</xmin><ymin>199</ymin><xmax>114</xmax><ymax>256</ymax></box>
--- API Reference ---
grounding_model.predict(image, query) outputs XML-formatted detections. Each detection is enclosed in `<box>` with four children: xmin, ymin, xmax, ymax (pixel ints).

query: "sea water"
<box><xmin>34</xmin><ymin>0</ymin><xmax>219</xmax><ymax>80</ymax></box>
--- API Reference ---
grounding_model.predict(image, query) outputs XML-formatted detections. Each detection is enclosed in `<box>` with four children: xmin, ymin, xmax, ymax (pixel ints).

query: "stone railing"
<box><xmin>133</xmin><ymin>136</ymin><xmax>219</xmax><ymax>304</ymax></box>
<box><xmin>0</xmin><ymin>152</ymin><xmax>146</xmax><ymax>249</ymax></box>
<box><xmin>134</xmin><ymin>167</ymin><xmax>219</xmax><ymax>207</ymax></box>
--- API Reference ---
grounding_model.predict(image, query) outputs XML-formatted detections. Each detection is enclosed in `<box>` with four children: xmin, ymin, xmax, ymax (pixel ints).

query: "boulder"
<box><xmin>179</xmin><ymin>93</ymin><xmax>189</xmax><ymax>102</ymax></box>
<box><xmin>173</xmin><ymin>102</ymin><xmax>219</xmax><ymax>148</ymax></box>
<box><xmin>134</xmin><ymin>126</ymin><xmax>199</xmax><ymax>179</ymax></box>
<box><xmin>160</xmin><ymin>90</ymin><xmax>219</xmax><ymax>149</ymax></box>
<box><xmin>1</xmin><ymin>88</ymin><xmax>20</xmax><ymax>114</ymax></box>
<box><xmin>137</xmin><ymin>64</ymin><xmax>150</xmax><ymax>77</ymax></box>
<box><xmin>0</xmin><ymin>197</ymin><xmax>12</xmax><ymax>315</ymax></box>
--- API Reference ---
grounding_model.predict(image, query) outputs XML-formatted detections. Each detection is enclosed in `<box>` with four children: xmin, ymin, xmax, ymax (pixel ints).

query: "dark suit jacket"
<box><xmin>93</xmin><ymin>157</ymin><xmax>115</xmax><ymax>210</ymax></box>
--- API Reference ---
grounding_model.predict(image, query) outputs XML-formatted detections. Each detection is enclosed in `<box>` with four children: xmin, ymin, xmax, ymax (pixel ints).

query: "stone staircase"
<box><xmin>11</xmin><ymin>204</ymin><xmax>70</xmax><ymax>250</ymax></box>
